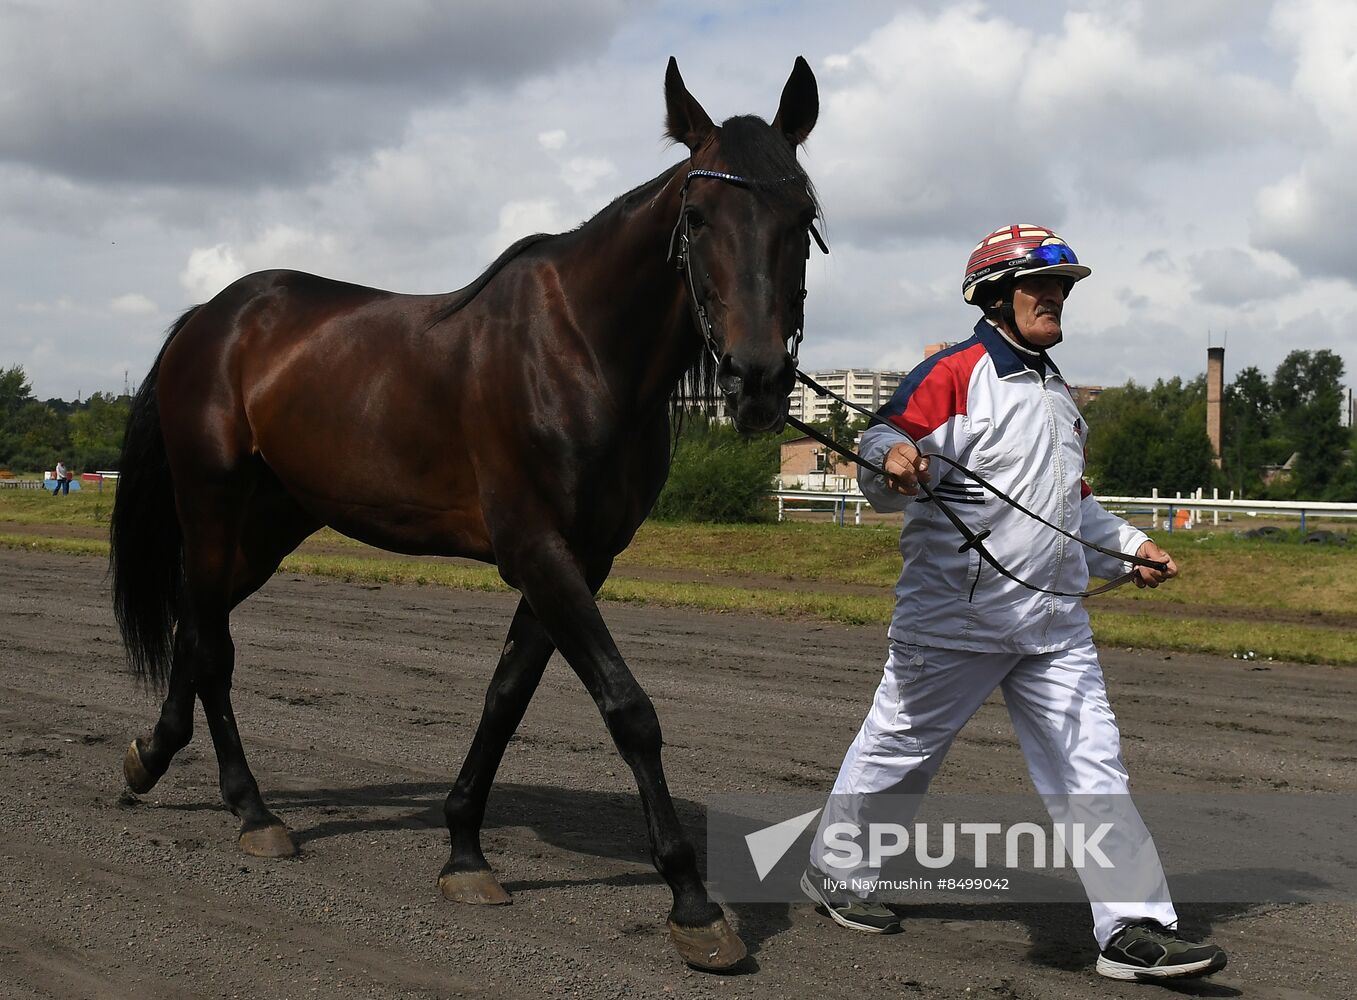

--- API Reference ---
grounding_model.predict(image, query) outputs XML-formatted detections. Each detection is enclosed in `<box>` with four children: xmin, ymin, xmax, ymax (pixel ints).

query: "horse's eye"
<box><xmin>686</xmin><ymin>210</ymin><xmax>706</xmax><ymax>230</ymax></box>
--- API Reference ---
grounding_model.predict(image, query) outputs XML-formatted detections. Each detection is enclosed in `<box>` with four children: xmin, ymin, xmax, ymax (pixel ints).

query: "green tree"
<box><xmin>818</xmin><ymin>401</ymin><xmax>851</xmax><ymax>473</ymax></box>
<box><xmin>7</xmin><ymin>399</ymin><xmax>69</xmax><ymax>473</ymax></box>
<box><xmin>1269</xmin><ymin>350</ymin><xmax>1346</xmax><ymax>497</ymax></box>
<box><xmin>0</xmin><ymin>365</ymin><xmax>74</xmax><ymax>472</ymax></box>
<box><xmin>1222</xmin><ymin>365</ymin><xmax>1281</xmax><ymax>495</ymax></box>
<box><xmin>652</xmin><ymin>418</ymin><xmax>779</xmax><ymax>522</ymax></box>
<box><xmin>0</xmin><ymin>364</ymin><xmax>36</xmax><ymax>467</ymax></box>
<box><xmin>68</xmin><ymin>391</ymin><xmax>131</xmax><ymax>470</ymax></box>
<box><xmin>1084</xmin><ymin>377</ymin><xmax>1215</xmax><ymax>495</ymax></box>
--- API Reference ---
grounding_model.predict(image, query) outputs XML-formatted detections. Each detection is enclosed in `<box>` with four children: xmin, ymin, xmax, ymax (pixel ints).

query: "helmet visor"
<box><xmin>1023</xmin><ymin>243</ymin><xmax>1079</xmax><ymax>267</ymax></box>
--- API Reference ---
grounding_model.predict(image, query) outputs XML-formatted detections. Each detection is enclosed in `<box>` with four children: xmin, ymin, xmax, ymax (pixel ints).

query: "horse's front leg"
<box><xmin>439</xmin><ymin>597</ymin><xmax>555</xmax><ymax>904</ymax></box>
<box><xmin>506</xmin><ymin>533</ymin><xmax>746</xmax><ymax>971</ymax></box>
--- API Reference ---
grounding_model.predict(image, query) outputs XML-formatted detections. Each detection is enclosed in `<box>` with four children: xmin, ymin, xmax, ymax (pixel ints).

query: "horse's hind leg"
<box><xmin>123</xmin><ymin>637</ymin><xmax>197</xmax><ymax>794</ymax></box>
<box><xmin>179</xmin><ymin>479</ymin><xmax>316</xmax><ymax>857</ymax></box>
<box><xmin>124</xmin><ymin>477</ymin><xmax>317</xmax><ymax>855</ymax></box>
<box><xmin>439</xmin><ymin>598</ymin><xmax>555</xmax><ymax>905</ymax></box>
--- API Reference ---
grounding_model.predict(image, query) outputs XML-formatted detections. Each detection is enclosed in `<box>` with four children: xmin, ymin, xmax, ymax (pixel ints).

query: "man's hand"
<box><xmin>882</xmin><ymin>441</ymin><xmax>931</xmax><ymax>496</ymax></box>
<box><xmin>1133</xmin><ymin>539</ymin><xmax>1178</xmax><ymax>588</ymax></box>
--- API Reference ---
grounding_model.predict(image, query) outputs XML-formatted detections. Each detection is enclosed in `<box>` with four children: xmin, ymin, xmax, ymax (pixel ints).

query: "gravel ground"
<box><xmin>1</xmin><ymin>547</ymin><xmax>1352</xmax><ymax>999</ymax></box>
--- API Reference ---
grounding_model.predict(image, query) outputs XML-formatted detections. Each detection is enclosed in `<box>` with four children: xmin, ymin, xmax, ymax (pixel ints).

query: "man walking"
<box><xmin>801</xmin><ymin>225</ymin><xmax>1227</xmax><ymax>983</ymax></box>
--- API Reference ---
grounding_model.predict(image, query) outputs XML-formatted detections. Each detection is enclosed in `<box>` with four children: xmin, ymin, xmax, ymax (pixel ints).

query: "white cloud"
<box><xmin>538</xmin><ymin>129</ymin><xmax>568</xmax><ymax>151</ymax></box>
<box><xmin>560</xmin><ymin>156</ymin><xmax>617</xmax><ymax>195</ymax></box>
<box><xmin>480</xmin><ymin>199</ymin><xmax>570</xmax><ymax>258</ymax></box>
<box><xmin>3</xmin><ymin>1</ymin><xmax>1355</xmax><ymax>403</ymax></box>
<box><xmin>180</xmin><ymin>244</ymin><xmax>245</xmax><ymax>301</ymax></box>
<box><xmin>109</xmin><ymin>293</ymin><xmax>158</xmax><ymax>316</ymax></box>
<box><xmin>178</xmin><ymin>226</ymin><xmax>348</xmax><ymax>301</ymax></box>
<box><xmin>1188</xmin><ymin>248</ymin><xmax>1299</xmax><ymax>306</ymax></box>
<box><xmin>0</xmin><ymin>1</ymin><xmax>629</xmax><ymax>187</ymax></box>
<box><xmin>811</xmin><ymin>3</ymin><xmax>1295</xmax><ymax>249</ymax></box>
<box><xmin>16</xmin><ymin>298</ymin><xmax>77</xmax><ymax>316</ymax></box>
<box><xmin>1249</xmin><ymin>0</ymin><xmax>1357</xmax><ymax>280</ymax></box>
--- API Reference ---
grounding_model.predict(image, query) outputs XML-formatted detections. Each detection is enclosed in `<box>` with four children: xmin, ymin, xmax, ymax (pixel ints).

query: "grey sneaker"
<box><xmin>1096</xmin><ymin>920</ymin><xmax>1227</xmax><ymax>981</ymax></box>
<box><xmin>799</xmin><ymin>866</ymin><xmax>900</xmax><ymax>934</ymax></box>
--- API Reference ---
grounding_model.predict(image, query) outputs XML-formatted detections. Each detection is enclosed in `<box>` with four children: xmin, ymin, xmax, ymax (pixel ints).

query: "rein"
<box><xmin>787</xmin><ymin>373</ymin><xmax>1167</xmax><ymax>599</ymax></box>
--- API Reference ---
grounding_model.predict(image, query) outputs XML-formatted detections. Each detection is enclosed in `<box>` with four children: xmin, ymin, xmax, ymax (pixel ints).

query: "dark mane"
<box><xmin>426</xmin><ymin>167</ymin><xmax>685</xmax><ymax>333</ymax></box>
<box><xmin>428</xmin><ymin>116</ymin><xmax>820</xmax><ymax>436</ymax></box>
<box><xmin>424</xmin><ymin>232</ymin><xmax>555</xmax><ymax>330</ymax></box>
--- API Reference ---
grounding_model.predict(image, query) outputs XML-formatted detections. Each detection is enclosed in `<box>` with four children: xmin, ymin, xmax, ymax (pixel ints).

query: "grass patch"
<box><xmin>5</xmin><ymin>488</ymin><xmax>1354</xmax><ymax>665</ymax></box>
<box><xmin>0</xmin><ymin>532</ymin><xmax>108</xmax><ymax>557</ymax></box>
<box><xmin>617</xmin><ymin>521</ymin><xmax>903</xmax><ymax>585</ymax></box>
<box><xmin>277</xmin><ymin>553</ymin><xmax>511</xmax><ymax>594</ymax></box>
<box><xmin>597</xmin><ymin>577</ymin><xmax>894</xmax><ymax>625</ymax></box>
<box><xmin>1088</xmin><ymin>610</ymin><xmax>1357</xmax><ymax>666</ymax></box>
<box><xmin>0</xmin><ymin>483</ymin><xmax>117</xmax><ymax>526</ymax></box>
<box><xmin>1100</xmin><ymin>530</ymin><xmax>1357</xmax><ymax>616</ymax></box>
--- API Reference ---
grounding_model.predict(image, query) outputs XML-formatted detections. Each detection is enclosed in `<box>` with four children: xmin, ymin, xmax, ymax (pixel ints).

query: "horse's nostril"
<box><xmin>716</xmin><ymin>354</ymin><xmax>743</xmax><ymax>396</ymax></box>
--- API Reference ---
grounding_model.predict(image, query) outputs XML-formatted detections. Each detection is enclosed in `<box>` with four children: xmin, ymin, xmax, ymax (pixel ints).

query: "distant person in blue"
<box><xmin>52</xmin><ymin>460</ymin><xmax>71</xmax><ymax>496</ymax></box>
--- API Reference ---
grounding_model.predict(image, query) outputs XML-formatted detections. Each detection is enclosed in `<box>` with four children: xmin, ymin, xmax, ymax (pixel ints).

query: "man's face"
<box><xmin>1011</xmin><ymin>275</ymin><xmax>1067</xmax><ymax>347</ymax></box>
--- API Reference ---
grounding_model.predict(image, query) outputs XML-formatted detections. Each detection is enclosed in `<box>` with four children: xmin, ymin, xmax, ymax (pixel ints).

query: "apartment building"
<box><xmin>787</xmin><ymin>368</ymin><xmax>911</xmax><ymax>423</ymax></box>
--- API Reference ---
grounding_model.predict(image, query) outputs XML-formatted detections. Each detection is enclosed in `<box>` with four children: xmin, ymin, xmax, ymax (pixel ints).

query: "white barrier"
<box><xmin>772</xmin><ymin>487</ymin><xmax>1357</xmax><ymax>532</ymax></box>
<box><xmin>773</xmin><ymin>489</ymin><xmax>866</xmax><ymax>525</ymax></box>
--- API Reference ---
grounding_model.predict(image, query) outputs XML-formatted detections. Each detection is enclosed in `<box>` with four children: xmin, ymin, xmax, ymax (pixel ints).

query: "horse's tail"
<box><xmin>110</xmin><ymin>306</ymin><xmax>199</xmax><ymax>691</ymax></box>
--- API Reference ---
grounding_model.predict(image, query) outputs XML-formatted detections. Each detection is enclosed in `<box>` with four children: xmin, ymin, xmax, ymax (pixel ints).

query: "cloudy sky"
<box><xmin>3</xmin><ymin>0</ymin><xmax>1354</xmax><ymax>402</ymax></box>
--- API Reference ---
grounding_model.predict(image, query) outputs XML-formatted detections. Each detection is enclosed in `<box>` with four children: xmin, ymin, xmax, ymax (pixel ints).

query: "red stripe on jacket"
<box><xmin>887</xmin><ymin>342</ymin><xmax>986</xmax><ymax>441</ymax></box>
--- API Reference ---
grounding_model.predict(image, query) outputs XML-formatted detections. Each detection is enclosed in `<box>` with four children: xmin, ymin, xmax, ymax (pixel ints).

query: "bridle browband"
<box><xmin>786</xmin><ymin>374</ymin><xmax>1168</xmax><ymax>599</ymax></box>
<box><xmin>664</xmin><ymin>166</ymin><xmax>1160</xmax><ymax>600</ymax></box>
<box><xmin>667</xmin><ymin>168</ymin><xmax>827</xmax><ymax>369</ymax></box>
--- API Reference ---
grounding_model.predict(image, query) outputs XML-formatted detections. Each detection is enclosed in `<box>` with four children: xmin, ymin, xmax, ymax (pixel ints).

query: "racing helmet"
<box><xmin>962</xmin><ymin>224</ymin><xmax>1091</xmax><ymax>306</ymax></box>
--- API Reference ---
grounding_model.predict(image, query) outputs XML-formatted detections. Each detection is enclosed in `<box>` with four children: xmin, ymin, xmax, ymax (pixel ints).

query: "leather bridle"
<box><xmin>667</xmin><ymin>168</ymin><xmax>827</xmax><ymax>371</ymax></box>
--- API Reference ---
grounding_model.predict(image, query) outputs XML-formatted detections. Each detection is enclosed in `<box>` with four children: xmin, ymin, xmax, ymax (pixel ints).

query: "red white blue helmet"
<box><xmin>962</xmin><ymin>224</ymin><xmax>1092</xmax><ymax>304</ymax></box>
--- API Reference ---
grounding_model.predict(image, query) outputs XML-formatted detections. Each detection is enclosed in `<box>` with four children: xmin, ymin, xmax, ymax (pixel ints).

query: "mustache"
<box><xmin>1035</xmin><ymin>304</ymin><xmax>1062</xmax><ymax>317</ymax></box>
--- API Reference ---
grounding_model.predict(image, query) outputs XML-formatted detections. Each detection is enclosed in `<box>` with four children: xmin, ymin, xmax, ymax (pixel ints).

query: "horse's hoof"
<box><xmin>123</xmin><ymin>739</ymin><xmax>158</xmax><ymax>794</ymax></box>
<box><xmin>239</xmin><ymin>824</ymin><xmax>298</xmax><ymax>858</ymax></box>
<box><xmin>439</xmin><ymin>870</ymin><xmax>512</xmax><ymax>905</ymax></box>
<box><xmin>668</xmin><ymin>916</ymin><xmax>748</xmax><ymax>971</ymax></box>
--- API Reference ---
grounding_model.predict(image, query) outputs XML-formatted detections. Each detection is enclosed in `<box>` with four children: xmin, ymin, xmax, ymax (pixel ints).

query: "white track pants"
<box><xmin>810</xmin><ymin>638</ymin><xmax>1177</xmax><ymax>948</ymax></box>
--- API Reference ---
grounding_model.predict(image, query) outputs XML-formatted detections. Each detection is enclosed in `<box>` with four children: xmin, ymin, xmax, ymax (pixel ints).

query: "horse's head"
<box><xmin>665</xmin><ymin>57</ymin><xmax>821</xmax><ymax>434</ymax></box>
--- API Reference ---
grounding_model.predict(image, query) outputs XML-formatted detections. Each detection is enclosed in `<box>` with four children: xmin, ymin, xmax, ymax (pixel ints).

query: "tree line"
<box><xmin>1083</xmin><ymin>349</ymin><xmax>1355</xmax><ymax>501</ymax></box>
<box><xmin>656</xmin><ymin>347</ymin><xmax>1355</xmax><ymax>523</ymax></box>
<box><xmin>5</xmin><ymin>348</ymin><xmax>1351</xmax><ymax>508</ymax></box>
<box><xmin>0</xmin><ymin>365</ymin><xmax>132</xmax><ymax>474</ymax></box>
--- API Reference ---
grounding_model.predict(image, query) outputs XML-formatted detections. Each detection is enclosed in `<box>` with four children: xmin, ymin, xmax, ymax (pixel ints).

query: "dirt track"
<box><xmin>1</xmin><ymin>548</ymin><xmax>1353</xmax><ymax>999</ymax></box>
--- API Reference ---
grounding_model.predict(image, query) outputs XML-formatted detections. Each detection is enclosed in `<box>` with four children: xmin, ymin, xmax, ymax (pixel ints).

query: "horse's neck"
<box><xmin>565</xmin><ymin>172</ymin><xmax>698</xmax><ymax>416</ymax></box>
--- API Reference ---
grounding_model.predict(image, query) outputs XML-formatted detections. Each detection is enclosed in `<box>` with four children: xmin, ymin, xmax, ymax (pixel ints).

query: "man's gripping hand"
<box><xmin>1133</xmin><ymin>539</ymin><xmax>1178</xmax><ymax>588</ymax></box>
<box><xmin>882</xmin><ymin>441</ymin><xmax>931</xmax><ymax>497</ymax></box>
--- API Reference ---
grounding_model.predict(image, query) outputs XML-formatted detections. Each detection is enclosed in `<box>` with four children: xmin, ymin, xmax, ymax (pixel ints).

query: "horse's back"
<box><xmin>158</xmin><ymin>269</ymin><xmax>500</xmax><ymax>558</ymax></box>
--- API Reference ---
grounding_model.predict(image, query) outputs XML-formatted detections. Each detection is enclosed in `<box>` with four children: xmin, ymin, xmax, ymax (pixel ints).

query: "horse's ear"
<box><xmin>664</xmin><ymin>57</ymin><xmax>715</xmax><ymax>152</ymax></box>
<box><xmin>772</xmin><ymin>55</ymin><xmax>818</xmax><ymax>147</ymax></box>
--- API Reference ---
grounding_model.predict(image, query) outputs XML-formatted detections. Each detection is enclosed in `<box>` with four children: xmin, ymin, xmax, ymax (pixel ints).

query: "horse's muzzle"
<box><xmin>718</xmin><ymin>351</ymin><xmax>794</xmax><ymax>434</ymax></box>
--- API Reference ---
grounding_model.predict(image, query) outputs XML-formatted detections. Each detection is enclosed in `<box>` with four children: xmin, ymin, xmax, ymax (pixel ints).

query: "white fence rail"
<box><xmin>772</xmin><ymin>487</ymin><xmax>1357</xmax><ymax>532</ymax></box>
<box><xmin>1100</xmin><ymin>488</ymin><xmax>1357</xmax><ymax>533</ymax></box>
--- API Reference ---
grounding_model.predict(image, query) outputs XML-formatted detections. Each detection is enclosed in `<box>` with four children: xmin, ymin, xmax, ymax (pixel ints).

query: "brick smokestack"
<box><xmin>1207</xmin><ymin>346</ymin><xmax>1224</xmax><ymax>467</ymax></box>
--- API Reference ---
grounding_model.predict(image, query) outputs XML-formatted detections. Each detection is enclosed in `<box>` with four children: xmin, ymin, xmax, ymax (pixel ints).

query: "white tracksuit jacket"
<box><xmin>859</xmin><ymin>319</ymin><xmax>1148</xmax><ymax>654</ymax></box>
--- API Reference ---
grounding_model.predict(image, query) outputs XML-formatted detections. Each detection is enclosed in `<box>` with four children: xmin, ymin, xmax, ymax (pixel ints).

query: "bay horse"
<box><xmin>109</xmin><ymin>57</ymin><xmax>820</xmax><ymax>970</ymax></box>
